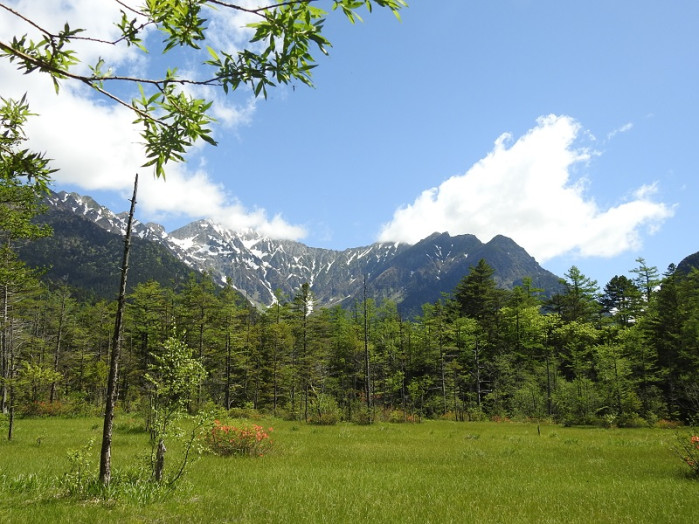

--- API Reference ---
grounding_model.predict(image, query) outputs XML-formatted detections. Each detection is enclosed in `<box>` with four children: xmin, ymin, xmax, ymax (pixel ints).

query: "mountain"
<box><xmin>22</xmin><ymin>191</ymin><xmax>562</xmax><ymax>314</ymax></box>
<box><xmin>18</xmin><ymin>193</ymin><xmax>200</xmax><ymax>301</ymax></box>
<box><xmin>366</xmin><ymin>232</ymin><xmax>560</xmax><ymax>314</ymax></box>
<box><xmin>676</xmin><ymin>250</ymin><xmax>699</xmax><ymax>275</ymax></box>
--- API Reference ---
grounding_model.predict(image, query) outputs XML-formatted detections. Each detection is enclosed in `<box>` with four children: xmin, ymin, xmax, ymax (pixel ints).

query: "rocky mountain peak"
<box><xmin>38</xmin><ymin>190</ymin><xmax>562</xmax><ymax>315</ymax></box>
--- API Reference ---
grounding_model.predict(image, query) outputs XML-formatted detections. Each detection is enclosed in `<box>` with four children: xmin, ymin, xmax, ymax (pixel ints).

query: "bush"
<box><xmin>617</xmin><ymin>412</ymin><xmax>648</xmax><ymax>428</ymax></box>
<box><xmin>18</xmin><ymin>397</ymin><xmax>97</xmax><ymax>417</ymax></box>
<box><xmin>387</xmin><ymin>409</ymin><xmax>419</xmax><ymax>423</ymax></box>
<box><xmin>21</xmin><ymin>400</ymin><xmax>72</xmax><ymax>417</ymax></box>
<box><xmin>204</xmin><ymin>420</ymin><xmax>273</xmax><ymax>457</ymax></box>
<box><xmin>352</xmin><ymin>408</ymin><xmax>374</xmax><ymax>425</ymax></box>
<box><xmin>308</xmin><ymin>394</ymin><xmax>341</xmax><ymax>425</ymax></box>
<box><xmin>674</xmin><ymin>431</ymin><xmax>699</xmax><ymax>477</ymax></box>
<box><xmin>308</xmin><ymin>412</ymin><xmax>338</xmax><ymax>425</ymax></box>
<box><xmin>465</xmin><ymin>408</ymin><xmax>488</xmax><ymax>422</ymax></box>
<box><xmin>491</xmin><ymin>415</ymin><xmax>512</xmax><ymax>423</ymax></box>
<box><xmin>656</xmin><ymin>419</ymin><xmax>682</xmax><ymax>430</ymax></box>
<box><xmin>228</xmin><ymin>407</ymin><xmax>262</xmax><ymax>420</ymax></box>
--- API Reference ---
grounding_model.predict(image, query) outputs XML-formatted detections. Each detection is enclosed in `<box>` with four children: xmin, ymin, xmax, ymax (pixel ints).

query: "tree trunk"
<box><xmin>225</xmin><ymin>331</ymin><xmax>231</xmax><ymax>409</ymax></box>
<box><xmin>7</xmin><ymin>326</ymin><xmax>15</xmax><ymax>440</ymax></box>
<box><xmin>363</xmin><ymin>276</ymin><xmax>371</xmax><ymax>413</ymax></box>
<box><xmin>1</xmin><ymin>282</ymin><xmax>8</xmax><ymax>415</ymax></box>
<box><xmin>50</xmin><ymin>292</ymin><xmax>67</xmax><ymax>403</ymax></box>
<box><xmin>474</xmin><ymin>336</ymin><xmax>482</xmax><ymax>407</ymax></box>
<box><xmin>545</xmin><ymin>354</ymin><xmax>552</xmax><ymax>416</ymax></box>
<box><xmin>99</xmin><ymin>174</ymin><xmax>138</xmax><ymax>486</ymax></box>
<box><xmin>154</xmin><ymin>438</ymin><xmax>166</xmax><ymax>482</ymax></box>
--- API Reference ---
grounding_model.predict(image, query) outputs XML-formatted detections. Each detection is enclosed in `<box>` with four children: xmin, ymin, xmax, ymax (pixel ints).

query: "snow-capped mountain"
<box><xmin>38</xmin><ymin>191</ymin><xmax>562</xmax><ymax>314</ymax></box>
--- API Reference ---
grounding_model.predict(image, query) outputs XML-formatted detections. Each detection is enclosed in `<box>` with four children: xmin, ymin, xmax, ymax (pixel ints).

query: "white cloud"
<box><xmin>378</xmin><ymin>115</ymin><xmax>674</xmax><ymax>262</ymax></box>
<box><xmin>607</xmin><ymin>122</ymin><xmax>633</xmax><ymax>140</ymax></box>
<box><xmin>1</xmin><ymin>0</ymin><xmax>305</xmax><ymax>241</ymax></box>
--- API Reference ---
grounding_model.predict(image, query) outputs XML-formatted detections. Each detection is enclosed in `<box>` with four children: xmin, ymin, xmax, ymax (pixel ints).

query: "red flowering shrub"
<box><xmin>21</xmin><ymin>400</ymin><xmax>70</xmax><ymax>417</ymax></box>
<box><xmin>675</xmin><ymin>433</ymin><xmax>699</xmax><ymax>476</ymax></box>
<box><xmin>204</xmin><ymin>420</ymin><xmax>273</xmax><ymax>457</ymax></box>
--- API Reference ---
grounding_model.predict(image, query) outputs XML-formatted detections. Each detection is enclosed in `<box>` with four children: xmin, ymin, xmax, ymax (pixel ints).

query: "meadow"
<box><xmin>0</xmin><ymin>416</ymin><xmax>696</xmax><ymax>523</ymax></box>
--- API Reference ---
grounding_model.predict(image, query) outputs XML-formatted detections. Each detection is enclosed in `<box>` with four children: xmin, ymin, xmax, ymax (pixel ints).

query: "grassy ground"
<box><xmin>0</xmin><ymin>416</ymin><xmax>696</xmax><ymax>523</ymax></box>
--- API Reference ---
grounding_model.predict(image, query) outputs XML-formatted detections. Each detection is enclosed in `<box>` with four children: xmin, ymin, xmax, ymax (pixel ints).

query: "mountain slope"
<box><xmin>365</xmin><ymin>232</ymin><xmax>561</xmax><ymax>315</ymax></box>
<box><xmin>24</xmin><ymin>191</ymin><xmax>562</xmax><ymax>313</ymax></box>
<box><xmin>676</xmin><ymin>250</ymin><xmax>699</xmax><ymax>275</ymax></box>
<box><xmin>19</xmin><ymin>199</ymin><xmax>200</xmax><ymax>301</ymax></box>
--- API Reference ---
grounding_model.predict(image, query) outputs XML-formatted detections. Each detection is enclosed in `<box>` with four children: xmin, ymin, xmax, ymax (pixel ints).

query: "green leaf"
<box><xmin>206</xmin><ymin>45</ymin><xmax>219</xmax><ymax>61</ymax></box>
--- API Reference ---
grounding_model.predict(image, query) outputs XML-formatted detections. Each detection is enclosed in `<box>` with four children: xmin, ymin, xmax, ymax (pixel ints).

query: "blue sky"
<box><xmin>2</xmin><ymin>1</ymin><xmax>697</xmax><ymax>288</ymax></box>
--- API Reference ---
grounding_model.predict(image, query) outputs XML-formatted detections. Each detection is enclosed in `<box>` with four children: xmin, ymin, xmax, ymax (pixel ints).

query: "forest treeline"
<box><xmin>2</xmin><ymin>254</ymin><xmax>698</xmax><ymax>426</ymax></box>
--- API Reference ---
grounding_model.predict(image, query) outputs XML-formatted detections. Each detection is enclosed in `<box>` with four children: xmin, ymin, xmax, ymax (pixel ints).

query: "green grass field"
<box><xmin>0</xmin><ymin>416</ymin><xmax>696</xmax><ymax>523</ymax></box>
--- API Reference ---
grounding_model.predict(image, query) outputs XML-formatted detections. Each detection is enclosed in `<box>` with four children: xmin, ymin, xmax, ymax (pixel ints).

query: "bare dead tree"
<box><xmin>99</xmin><ymin>173</ymin><xmax>138</xmax><ymax>486</ymax></box>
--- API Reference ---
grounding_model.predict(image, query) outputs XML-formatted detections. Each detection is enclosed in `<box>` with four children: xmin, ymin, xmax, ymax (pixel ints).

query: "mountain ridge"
<box><xmin>27</xmin><ymin>190</ymin><xmax>563</xmax><ymax>315</ymax></box>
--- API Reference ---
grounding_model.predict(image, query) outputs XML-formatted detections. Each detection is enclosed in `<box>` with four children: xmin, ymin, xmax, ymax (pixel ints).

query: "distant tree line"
<box><xmin>2</xmin><ymin>249</ymin><xmax>698</xmax><ymax>427</ymax></box>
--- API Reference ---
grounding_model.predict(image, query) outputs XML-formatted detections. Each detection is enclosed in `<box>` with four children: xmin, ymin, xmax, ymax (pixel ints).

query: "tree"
<box><xmin>549</xmin><ymin>266</ymin><xmax>600</xmax><ymax>323</ymax></box>
<box><xmin>291</xmin><ymin>282</ymin><xmax>313</xmax><ymax>420</ymax></box>
<box><xmin>453</xmin><ymin>259</ymin><xmax>502</xmax><ymax>324</ymax></box>
<box><xmin>99</xmin><ymin>174</ymin><xmax>137</xmax><ymax>486</ymax></box>
<box><xmin>452</xmin><ymin>259</ymin><xmax>506</xmax><ymax>409</ymax></box>
<box><xmin>0</xmin><ymin>95</ymin><xmax>53</xmax><ymax>436</ymax></box>
<box><xmin>600</xmin><ymin>275</ymin><xmax>642</xmax><ymax>328</ymax></box>
<box><xmin>1</xmin><ymin>0</ymin><xmax>407</xmax><ymax>178</ymax></box>
<box><xmin>630</xmin><ymin>257</ymin><xmax>660</xmax><ymax>304</ymax></box>
<box><xmin>177</xmin><ymin>273</ymin><xmax>217</xmax><ymax>404</ymax></box>
<box><xmin>645</xmin><ymin>267</ymin><xmax>699</xmax><ymax>421</ymax></box>
<box><xmin>144</xmin><ymin>336</ymin><xmax>206</xmax><ymax>483</ymax></box>
<box><xmin>125</xmin><ymin>280</ymin><xmax>173</xmax><ymax>407</ymax></box>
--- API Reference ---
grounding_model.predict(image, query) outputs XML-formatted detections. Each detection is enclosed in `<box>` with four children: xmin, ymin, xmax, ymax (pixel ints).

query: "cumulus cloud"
<box><xmin>1</xmin><ymin>0</ymin><xmax>305</xmax><ymax>241</ymax></box>
<box><xmin>378</xmin><ymin>115</ymin><xmax>674</xmax><ymax>262</ymax></box>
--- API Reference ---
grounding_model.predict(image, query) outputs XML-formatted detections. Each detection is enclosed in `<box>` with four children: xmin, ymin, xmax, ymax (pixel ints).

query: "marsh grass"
<box><xmin>0</xmin><ymin>417</ymin><xmax>695</xmax><ymax>523</ymax></box>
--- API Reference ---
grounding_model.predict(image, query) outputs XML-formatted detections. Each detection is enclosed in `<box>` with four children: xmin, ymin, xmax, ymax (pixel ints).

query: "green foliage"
<box><xmin>308</xmin><ymin>393</ymin><xmax>340</xmax><ymax>425</ymax></box>
<box><xmin>1</xmin><ymin>1</ymin><xmax>407</xmax><ymax>178</ymax></box>
<box><xmin>60</xmin><ymin>434</ymin><xmax>175</xmax><ymax>502</ymax></box>
<box><xmin>145</xmin><ymin>336</ymin><xmax>207</xmax><ymax>482</ymax></box>
<box><xmin>4</xmin><ymin>254</ymin><xmax>699</xmax><ymax>431</ymax></box>
<box><xmin>146</xmin><ymin>337</ymin><xmax>207</xmax><ymax>411</ymax></box>
<box><xmin>549</xmin><ymin>266</ymin><xmax>600</xmax><ymax>323</ymax></box>
<box><xmin>0</xmin><ymin>25</ymin><xmax>81</xmax><ymax>94</ymax></box>
<box><xmin>673</xmin><ymin>431</ymin><xmax>699</xmax><ymax>477</ymax></box>
<box><xmin>0</xmin><ymin>96</ymin><xmax>54</xmax><ymax>243</ymax></box>
<box><xmin>61</xmin><ymin>438</ymin><xmax>96</xmax><ymax>497</ymax></box>
<box><xmin>13</xmin><ymin>361</ymin><xmax>62</xmax><ymax>404</ymax></box>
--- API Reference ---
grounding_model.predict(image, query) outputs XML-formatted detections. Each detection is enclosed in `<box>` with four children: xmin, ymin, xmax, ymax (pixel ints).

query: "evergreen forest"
<box><xmin>3</xmin><ymin>251</ymin><xmax>699</xmax><ymax>427</ymax></box>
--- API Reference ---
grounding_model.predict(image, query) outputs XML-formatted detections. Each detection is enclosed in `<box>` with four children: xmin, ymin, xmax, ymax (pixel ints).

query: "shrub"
<box><xmin>61</xmin><ymin>439</ymin><xmax>96</xmax><ymax>497</ymax></box>
<box><xmin>617</xmin><ymin>412</ymin><xmax>648</xmax><ymax>428</ymax></box>
<box><xmin>18</xmin><ymin>397</ymin><xmax>97</xmax><ymax>417</ymax></box>
<box><xmin>491</xmin><ymin>415</ymin><xmax>512</xmax><ymax>423</ymax></box>
<box><xmin>387</xmin><ymin>409</ymin><xmax>419</xmax><ymax>423</ymax></box>
<box><xmin>656</xmin><ymin>419</ymin><xmax>682</xmax><ymax>430</ymax></box>
<box><xmin>352</xmin><ymin>408</ymin><xmax>374</xmax><ymax>425</ymax></box>
<box><xmin>204</xmin><ymin>420</ymin><xmax>273</xmax><ymax>457</ymax></box>
<box><xmin>21</xmin><ymin>400</ymin><xmax>71</xmax><ymax>417</ymax></box>
<box><xmin>308</xmin><ymin>394</ymin><xmax>341</xmax><ymax>425</ymax></box>
<box><xmin>228</xmin><ymin>407</ymin><xmax>262</xmax><ymax>420</ymax></box>
<box><xmin>465</xmin><ymin>408</ymin><xmax>488</xmax><ymax>422</ymax></box>
<box><xmin>674</xmin><ymin>432</ymin><xmax>699</xmax><ymax>477</ymax></box>
<box><xmin>308</xmin><ymin>412</ymin><xmax>338</xmax><ymax>425</ymax></box>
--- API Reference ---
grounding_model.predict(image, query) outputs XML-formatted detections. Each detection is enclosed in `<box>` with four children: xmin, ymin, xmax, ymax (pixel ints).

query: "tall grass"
<box><xmin>0</xmin><ymin>417</ymin><xmax>695</xmax><ymax>523</ymax></box>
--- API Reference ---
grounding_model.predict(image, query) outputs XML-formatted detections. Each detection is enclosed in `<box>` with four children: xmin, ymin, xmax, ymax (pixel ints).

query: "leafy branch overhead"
<box><xmin>0</xmin><ymin>0</ymin><xmax>407</xmax><ymax>178</ymax></box>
